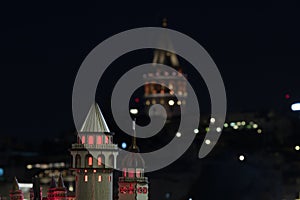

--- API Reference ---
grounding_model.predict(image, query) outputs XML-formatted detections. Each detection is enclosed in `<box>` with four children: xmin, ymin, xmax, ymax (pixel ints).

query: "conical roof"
<box><xmin>57</xmin><ymin>174</ymin><xmax>65</xmax><ymax>188</ymax></box>
<box><xmin>80</xmin><ymin>102</ymin><xmax>110</xmax><ymax>133</ymax></box>
<box><xmin>12</xmin><ymin>177</ymin><xmax>19</xmax><ymax>191</ymax></box>
<box><xmin>49</xmin><ymin>176</ymin><xmax>57</xmax><ymax>188</ymax></box>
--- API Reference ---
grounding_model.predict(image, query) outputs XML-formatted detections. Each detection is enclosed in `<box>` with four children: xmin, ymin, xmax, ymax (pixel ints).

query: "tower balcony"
<box><xmin>71</xmin><ymin>143</ymin><xmax>118</xmax><ymax>150</ymax></box>
<box><xmin>119</xmin><ymin>177</ymin><xmax>148</xmax><ymax>183</ymax></box>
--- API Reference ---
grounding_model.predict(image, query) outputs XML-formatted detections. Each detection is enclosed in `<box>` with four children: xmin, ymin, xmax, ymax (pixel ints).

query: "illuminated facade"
<box><xmin>70</xmin><ymin>103</ymin><xmax>118</xmax><ymax>200</ymax></box>
<box><xmin>143</xmin><ymin>19</ymin><xmax>187</xmax><ymax>118</ymax></box>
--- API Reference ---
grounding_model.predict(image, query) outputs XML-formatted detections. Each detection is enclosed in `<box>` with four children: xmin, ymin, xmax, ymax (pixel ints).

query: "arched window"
<box><xmin>97</xmin><ymin>155</ymin><xmax>105</xmax><ymax>167</ymax></box>
<box><xmin>86</xmin><ymin>155</ymin><xmax>93</xmax><ymax>167</ymax></box>
<box><xmin>81</xmin><ymin>135</ymin><xmax>85</xmax><ymax>144</ymax></box>
<box><xmin>75</xmin><ymin>154</ymin><xmax>81</xmax><ymax>168</ymax></box>
<box><xmin>88</xmin><ymin>135</ymin><xmax>94</xmax><ymax>145</ymax></box>
<box><xmin>97</xmin><ymin>136</ymin><xmax>102</xmax><ymax>144</ymax></box>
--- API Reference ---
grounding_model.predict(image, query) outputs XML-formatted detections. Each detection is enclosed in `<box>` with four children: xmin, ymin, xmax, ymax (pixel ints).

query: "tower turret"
<box><xmin>70</xmin><ymin>102</ymin><xmax>119</xmax><ymax>200</ymax></box>
<box><xmin>118</xmin><ymin>121</ymin><xmax>149</xmax><ymax>200</ymax></box>
<box><xmin>9</xmin><ymin>177</ymin><xmax>24</xmax><ymax>200</ymax></box>
<box><xmin>46</xmin><ymin>174</ymin><xmax>67</xmax><ymax>200</ymax></box>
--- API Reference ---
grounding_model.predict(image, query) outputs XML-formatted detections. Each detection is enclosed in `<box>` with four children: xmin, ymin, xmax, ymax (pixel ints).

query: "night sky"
<box><xmin>1</xmin><ymin>2</ymin><xmax>300</xmax><ymax>140</ymax></box>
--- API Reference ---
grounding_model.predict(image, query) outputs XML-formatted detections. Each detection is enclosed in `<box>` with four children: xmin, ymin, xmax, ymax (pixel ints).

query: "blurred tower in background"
<box><xmin>118</xmin><ymin>121</ymin><xmax>149</xmax><ymax>200</ymax></box>
<box><xmin>143</xmin><ymin>18</ymin><xmax>187</xmax><ymax>118</ymax></box>
<box><xmin>70</xmin><ymin>103</ymin><xmax>118</xmax><ymax>200</ymax></box>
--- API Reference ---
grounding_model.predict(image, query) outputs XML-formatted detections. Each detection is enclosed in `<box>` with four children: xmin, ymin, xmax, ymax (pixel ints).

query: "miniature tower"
<box><xmin>46</xmin><ymin>175</ymin><xmax>67</xmax><ymax>200</ymax></box>
<box><xmin>143</xmin><ymin>18</ymin><xmax>187</xmax><ymax>118</ymax></box>
<box><xmin>9</xmin><ymin>177</ymin><xmax>24</xmax><ymax>200</ymax></box>
<box><xmin>118</xmin><ymin>120</ymin><xmax>149</xmax><ymax>200</ymax></box>
<box><xmin>70</xmin><ymin>102</ymin><xmax>118</xmax><ymax>200</ymax></box>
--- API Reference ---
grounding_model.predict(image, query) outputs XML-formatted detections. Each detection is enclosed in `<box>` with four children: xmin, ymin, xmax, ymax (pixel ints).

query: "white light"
<box><xmin>26</xmin><ymin>165</ymin><xmax>33</xmax><ymax>169</ymax></box>
<box><xmin>241</xmin><ymin>121</ymin><xmax>246</xmax><ymax>126</ymax></box>
<box><xmin>210</xmin><ymin>118</ymin><xmax>216</xmax><ymax>123</ymax></box>
<box><xmin>295</xmin><ymin>146</ymin><xmax>300</xmax><ymax>151</ymax></box>
<box><xmin>230</xmin><ymin>122</ymin><xmax>235</xmax><ymax>127</ymax></box>
<box><xmin>130</xmin><ymin>108</ymin><xmax>138</xmax><ymax>114</ymax></box>
<box><xmin>216</xmin><ymin>127</ymin><xmax>222</xmax><ymax>133</ymax></box>
<box><xmin>239</xmin><ymin>155</ymin><xmax>245</xmax><ymax>161</ymax></box>
<box><xmin>291</xmin><ymin>103</ymin><xmax>300</xmax><ymax>111</ymax></box>
<box><xmin>253</xmin><ymin>124</ymin><xmax>258</xmax><ymax>129</ymax></box>
<box><xmin>224</xmin><ymin>123</ymin><xmax>228</xmax><ymax>128</ymax></box>
<box><xmin>205</xmin><ymin>139</ymin><xmax>211</xmax><ymax>145</ymax></box>
<box><xmin>237</xmin><ymin>122</ymin><xmax>242</xmax><ymax>126</ymax></box>
<box><xmin>168</xmin><ymin>100</ymin><xmax>175</xmax><ymax>106</ymax></box>
<box><xmin>257</xmin><ymin>129</ymin><xmax>262</xmax><ymax>134</ymax></box>
<box><xmin>69</xmin><ymin>185</ymin><xmax>74</xmax><ymax>192</ymax></box>
<box><xmin>233</xmin><ymin>125</ymin><xmax>238</xmax><ymax>130</ymax></box>
<box><xmin>121</xmin><ymin>142</ymin><xmax>127</xmax><ymax>149</ymax></box>
<box><xmin>189</xmin><ymin>198</ymin><xmax>192</xmax><ymax>200</ymax></box>
<box><xmin>176</xmin><ymin>132</ymin><xmax>182</xmax><ymax>138</ymax></box>
<box><xmin>19</xmin><ymin>183</ymin><xmax>33</xmax><ymax>188</ymax></box>
<box><xmin>194</xmin><ymin>129</ymin><xmax>199</xmax><ymax>134</ymax></box>
<box><xmin>177</xmin><ymin>100</ymin><xmax>182</xmax><ymax>105</ymax></box>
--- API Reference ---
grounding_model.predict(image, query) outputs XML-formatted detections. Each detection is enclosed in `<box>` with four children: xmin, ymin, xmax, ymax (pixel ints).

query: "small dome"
<box><xmin>122</xmin><ymin>152</ymin><xmax>145</xmax><ymax>169</ymax></box>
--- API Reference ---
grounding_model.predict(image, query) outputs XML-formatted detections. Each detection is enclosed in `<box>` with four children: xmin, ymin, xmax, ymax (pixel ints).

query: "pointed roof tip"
<box><xmin>80</xmin><ymin>102</ymin><xmax>110</xmax><ymax>133</ymax></box>
<box><xmin>12</xmin><ymin>177</ymin><xmax>20</xmax><ymax>191</ymax></box>
<box><xmin>57</xmin><ymin>173</ymin><xmax>65</xmax><ymax>188</ymax></box>
<box><xmin>49</xmin><ymin>176</ymin><xmax>57</xmax><ymax>188</ymax></box>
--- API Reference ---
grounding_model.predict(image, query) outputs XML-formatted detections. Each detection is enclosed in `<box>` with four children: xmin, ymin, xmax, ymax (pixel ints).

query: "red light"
<box><xmin>134</xmin><ymin>98</ymin><xmax>140</xmax><ymax>103</ymax></box>
<box><xmin>285</xmin><ymin>94</ymin><xmax>290</xmax><ymax>99</ymax></box>
<box><xmin>88</xmin><ymin>156</ymin><xmax>93</xmax><ymax>166</ymax></box>
<box><xmin>88</xmin><ymin>136</ymin><xmax>94</xmax><ymax>145</ymax></box>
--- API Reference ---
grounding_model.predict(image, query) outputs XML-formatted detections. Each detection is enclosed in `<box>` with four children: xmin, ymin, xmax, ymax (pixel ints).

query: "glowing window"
<box><xmin>123</xmin><ymin>168</ymin><xmax>127</xmax><ymax>177</ymax></box>
<box><xmin>105</xmin><ymin>136</ymin><xmax>109</xmax><ymax>144</ymax></box>
<box><xmin>97</xmin><ymin>136</ymin><xmax>102</xmax><ymax>144</ymax></box>
<box><xmin>84</xmin><ymin>175</ymin><xmax>88</xmax><ymax>182</ymax></box>
<box><xmin>88</xmin><ymin>156</ymin><xmax>93</xmax><ymax>166</ymax></box>
<box><xmin>136</xmin><ymin>169</ymin><xmax>141</xmax><ymax>178</ymax></box>
<box><xmin>88</xmin><ymin>136</ymin><xmax>94</xmax><ymax>145</ymax></box>
<box><xmin>98</xmin><ymin>175</ymin><xmax>102</xmax><ymax>182</ymax></box>
<box><xmin>81</xmin><ymin>136</ymin><xmax>85</xmax><ymax>144</ymax></box>
<box><xmin>97</xmin><ymin>157</ymin><xmax>102</xmax><ymax>166</ymax></box>
<box><xmin>108</xmin><ymin>176</ymin><xmax>111</xmax><ymax>182</ymax></box>
<box><xmin>128</xmin><ymin>169</ymin><xmax>134</xmax><ymax>178</ymax></box>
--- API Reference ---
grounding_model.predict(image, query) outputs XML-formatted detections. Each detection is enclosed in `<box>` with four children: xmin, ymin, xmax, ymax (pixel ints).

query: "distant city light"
<box><xmin>130</xmin><ymin>108</ymin><xmax>138</xmax><ymax>114</ymax></box>
<box><xmin>165</xmin><ymin>193</ymin><xmax>171</xmax><ymax>199</ymax></box>
<box><xmin>193</xmin><ymin>129</ymin><xmax>199</xmax><ymax>134</ymax></box>
<box><xmin>291</xmin><ymin>103</ymin><xmax>300</xmax><ymax>111</ymax></box>
<box><xmin>176</xmin><ymin>132</ymin><xmax>182</xmax><ymax>138</ymax></box>
<box><xmin>0</xmin><ymin>168</ymin><xmax>3</xmax><ymax>176</ymax></box>
<box><xmin>205</xmin><ymin>127</ymin><xmax>210</xmax><ymax>132</ymax></box>
<box><xmin>210</xmin><ymin>117</ymin><xmax>216</xmax><ymax>123</ymax></box>
<box><xmin>26</xmin><ymin>164</ymin><xmax>33</xmax><ymax>169</ymax></box>
<box><xmin>230</xmin><ymin>122</ymin><xmax>235</xmax><ymax>127</ymax></box>
<box><xmin>241</xmin><ymin>121</ymin><xmax>246</xmax><ymax>126</ymax></box>
<box><xmin>69</xmin><ymin>185</ymin><xmax>74</xmax><ymax>192</ymax></box>
<box><xmin>189</xmin><ymin>198</ymin><xmax>192</xmax><ymax>200</ymax></box>
<box><xmin>121</xmin><ymin>142</ymin><xmax>127</xmax><ymax>149</ymax></box>
<box><xmin>168</xmin><ymin>100</ymin><xmax>175</xmax><ymax>106</ymax></box>
<box><xmin>295</xmin><ymin>146</ymin><xmax>300</xmax><ymax>151</ymax></box>
<box><xmin>285</xmin><ymin>93</ymin><xmax>290</xmax><ymax>99</ymax></box>
<box><xmin>134</xmin><ymin>98</ymin><xmax>140</xmax><ymax>103</ymax></box>
<box><xmin>177</xmin><ymin>100</ymin><xmax>182</xmax><ymax>105</ymax></box>
<box><xmin>216</xmin><ymin>127</ymin><xmax>222</xmax><ymax>133</ymax></box>
<box><xmin>257</xmin><ymin>129</ymin><xmax>262</xmax><ymax>134</ymax></box>
<box><xmin>205</xmin><ymin>139</ymin><xmax>211</xmax><ymax>145</ymax></box>
<box><xmin>252</xmin><ymin>124</ymin><xmax>258</xmax><ymax>129</ymax></box>
<box><xmin>224</xmin><ymin>123</ymin><xmax>228</xmax><ymax>128</ymax></box>
<box><xmin>239</xmin><ymin>155</ymin><xmax>245</xmax><ymax>161</ymax></box>
<box><xmin>233</xmin><ymin>125</ymin><xmax>238</xmax><ymax>130</ymax></box>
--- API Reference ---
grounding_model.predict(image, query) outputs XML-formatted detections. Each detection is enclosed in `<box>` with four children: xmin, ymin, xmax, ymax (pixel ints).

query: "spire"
<box><xmin>12</xmin><ymin>177</ymin><xmax>19</xmax><ymax>191</ymax></box>
<box><xmin>32</xmin><ymin>176</ymin><xmax>41</xmax><ymax>200</ymax></box>
<box><xmin>57</xmin><ymin>174</ymin><xmax>65</xmax><ymax>188</ymax></box>
<box><xmin>80</xmin><ymin>102</ymin><xmax>110</xmax><ymax>133</ymax></box>
<box><xmin>128</xmin><ymin>119</ymin><xmax>139</xmax><ymax>153</ymax></box>
<box><xmin>49</xmin><ymin>176</ymin><xmax>57</xmax><ymax>188</ymax></box>
<box><xmin>162</xmin><ymin>18</ymin><xmax>167</xmax><ymax>27</ymax></box>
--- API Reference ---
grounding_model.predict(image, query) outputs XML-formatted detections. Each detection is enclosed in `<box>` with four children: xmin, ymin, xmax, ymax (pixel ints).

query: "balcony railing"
<box><xmin>71</xmin><ymin>143</ymin><xmax>118</xmax><ymax>150</ymax></box>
